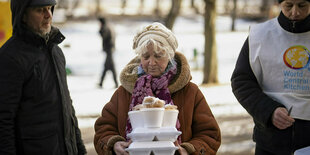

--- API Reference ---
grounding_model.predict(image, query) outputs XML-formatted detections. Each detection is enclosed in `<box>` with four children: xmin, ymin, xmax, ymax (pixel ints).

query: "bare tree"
<box><xmin>231</xmin><ymin>0</ymin><xmax>237</xmax><ymax>31</ymax></box>
<box><xmin>164</xmin><ymin>0</ymin><xmax>182</xmax><ymax>30</ymax></box>
<box><xmin>57</xmin><ymin>0</ymin><xmax>80</xmax><ymax>17</ymax></box>
<box><xmin>261</xmin><ymin>0</ymin><xmax>272</xmax><ymax>18</ymax></box>
<box><xmin>96</xmin><ymin>0</ymin><xmax>101</xmax><ymax>16</ymax></box>
<box><xmin>138</xmin><ymin>0</ymin><xmax>145</xmax><ymax>14</ymax></box>
<box><xmin>224</xmin><ymin>0</ymin><xmax>231</xmax><ymax>14</ymax></box>
<box><xmin>121</xmin><ymin>0</ymin><xmax>127</xmax><ymax>14</ymax></box>
<box><xmin>154</xmin><ymin>0</ymin><xmax>162</xmax><ymax>16</ymax></box>
<box><xmin>191</xmin><ymin>0</ymin><xmax>200</xmax><ymax>14</ymax></box>
<box><xmin>203</xmin><ymin>0</ymin><xmax>218</xmax><ymax>84</ymax></box>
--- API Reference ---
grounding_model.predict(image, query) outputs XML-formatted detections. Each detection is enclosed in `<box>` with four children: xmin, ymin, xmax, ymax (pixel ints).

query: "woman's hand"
<box><xmin>272</xmin><ymin>107</ymin><xmax>295</xmax><ymax>130</ymax></box>
<box><xmin>113</xmin><ymin>140</ymin><xmax>131</xmax><ymax>155</ymax></box>
<box><xmin>174</xmin><ymin>141</ymin><xmax>189</xmax><ymax>155</ymax></box>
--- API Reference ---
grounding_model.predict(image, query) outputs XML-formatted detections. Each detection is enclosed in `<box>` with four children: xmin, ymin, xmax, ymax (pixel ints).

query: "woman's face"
<box><xmin>281</xmin><ymin>0</ymin><xmax>310</xmax><ymax>21</ymax></box>
<box><xmin>141</xmin><ymin>44</ymin><xmax>169</xmax><ymax>77</ymax></box>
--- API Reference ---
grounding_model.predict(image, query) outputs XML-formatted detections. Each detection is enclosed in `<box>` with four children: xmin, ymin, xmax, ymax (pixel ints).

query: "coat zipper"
<box><xmin>292</xmin><ymin>21</ymin><xmax>296</xmax><ymax>33</ymax></box>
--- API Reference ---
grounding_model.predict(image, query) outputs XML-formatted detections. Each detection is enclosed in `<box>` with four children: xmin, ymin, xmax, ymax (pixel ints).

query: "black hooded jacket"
<box><xmin>231</xmin><ymin>12</ymin><xmax>310</xmax><ymax>154</ymax></box>
<box><xmin>0</xmin><ymin>0</ymin><xmax>86</xmax><ymax>154</ymax></box>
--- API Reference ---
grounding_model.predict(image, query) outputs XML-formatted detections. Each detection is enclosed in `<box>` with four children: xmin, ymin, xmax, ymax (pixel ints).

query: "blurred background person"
<box><xmin>97</xmin><ymin>17</ymin><xmax>118</xmax><ymax>89</ymax></box>
<box><xmin>94</xmin><ymin>22</ymin><xmax>221</xmax><ymax>155</ymax></box>
<box><xmin>231</xmin><ymin>0</ymin><xmax>310</xmax><ymax>154</ymax></box>
<box><xmin>0</xmin><ymin>0</ymin><xmax>86</xmax><ymax>154</ymax></box>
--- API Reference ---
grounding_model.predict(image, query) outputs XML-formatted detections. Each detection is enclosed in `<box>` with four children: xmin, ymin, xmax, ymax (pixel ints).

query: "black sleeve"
<box><xmin>231</xmin><ymin>37</ymin><xmax>284</xmax><ymax>128</ymax></box>
<box><xmin>72</xmin><ymin>106</ymin><xmax>87</xmax><ymax>155</ymax></box>
<box><xmin>0</xmin><ymin>54</ymin><xmax>23</xmax><ymax>154</ymax></box>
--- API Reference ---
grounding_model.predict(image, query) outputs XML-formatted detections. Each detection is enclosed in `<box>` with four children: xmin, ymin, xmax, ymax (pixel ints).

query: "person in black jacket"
<box><xmin>98</xmin><ymin>17</ymin><xmax>118</xmax><ymax>88</ymax></box>
<box><xmin>0</xmin><ymin>0</ymin><xmax>86</xmax><ymax>154</ymax></box>
<box><xmin>231</xmin><ymin>0</ymin><xmax>310</xmax><ymax>154</ymax></box>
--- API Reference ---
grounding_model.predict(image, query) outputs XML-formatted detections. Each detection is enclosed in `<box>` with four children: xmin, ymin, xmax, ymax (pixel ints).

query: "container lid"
<box><xmin>128</xmin><ymin>127</ymin><xmax>181</xmax><ymax>142</ymax></box>
<box><xmin>126</xmin><ymin>141</ymin><xmax>179</xmax><ymax>155</ymax></box>
<box><xmin>294</xmin><ymin>146</ymin><xmax>310</xmax><ymax>155</ymax></box>
<box><xmin>140</xmin><ymin>108</ymin><xmax>165</xmax><ymax>111</ymax></box>
<box><xmin>133</xmin><ymin>127</ymin><xmax>177</xmax><ymax>133</ymax></box>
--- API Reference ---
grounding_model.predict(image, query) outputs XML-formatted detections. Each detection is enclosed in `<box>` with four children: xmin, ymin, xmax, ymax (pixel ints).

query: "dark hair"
<box><xmin>98</xmin><ymin>17</ymin><xmax>106</xmax><ymax>25</ymax></box>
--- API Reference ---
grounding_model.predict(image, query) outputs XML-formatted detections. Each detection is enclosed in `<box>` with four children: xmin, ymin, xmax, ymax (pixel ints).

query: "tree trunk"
<box><xmin>154</xmin><ymin>0</ymin><xmax>161</xmax><ymax>16</ymax></box>
<box><xmin>224</xmin><ymin>0</ymin><xmax>230</xmax><ymax>14</ymax></box>
<box><xmin>231</xmin><ymin>0</ymin><xmax>237</xmax><ymax>31</ymax></box>
<box><xmin>191</xmin><ymin>0</ymin><xmax>199</xmax><ymax>14</ymax></box>
<box><xmin>164</xmin><ymin>0</ymin><xmax>182</xmax><ymax>30</ymax></box>
<box><xmin>57</xmin><ymin>0</ymin><xmax>67</xmax><ymax>9</ymax></box>
<box><xmin>203</xmin><ymin>0</ymin><xmax>218</xmax><ymax>84</ymax></box>
<box><xmin>138</xmin><ymin>0</ymin><xmax>145</xmax><ymax>14</ymax></box>
<box><xmin>261</xmin><ymin>0</ymin><xmax>271</xmax><ymax>18</ymax></box>
<box><xmin>121</xmin><ymin>0</ymin><xmax>127</xmax><ymax>14</ymax></box>
<box><xmin>95</xmin><ymin>0</ymin><xmax>101</xmax><ymax>16</ymax></box>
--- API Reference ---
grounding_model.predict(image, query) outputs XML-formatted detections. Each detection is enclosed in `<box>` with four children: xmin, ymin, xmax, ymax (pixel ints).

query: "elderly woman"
<box><xmin>94</xmin><ymin>22</ymin><xmax>221</xmax><ymax>155</ymax></box>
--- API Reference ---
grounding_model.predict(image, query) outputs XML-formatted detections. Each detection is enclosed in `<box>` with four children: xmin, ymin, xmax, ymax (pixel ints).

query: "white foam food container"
<box><xmin>162</xmin><ymin>110</ymin><xmax>179</xmax><ymax>127</ymax></box>
<box><xmin>140</xmin><ymin>108</ymin><xmax>165</xmax><ymax>128</ymax></box>
<box><xmin>128</xmin><ymin>110</ymin><xmax>144</xmax><ymax>129</ymax></box>
<box><xmin>128</xmin><ymin>127</ymin><xmax>181</xmax><ymax>142</ymax></box>
<box><xmin>126</xmin><ymin>141</ymin><xmax>178</xmax><ymax>155</ymax></box>
<box><xmin>294</xmin><ymin>146</ymin><xmax>310</xmax><ymax>155</ymax></box>
<box><xmin>128</xmin><ymin>108</ymin><xmax>179</xmax><ymax>129</ymax></box>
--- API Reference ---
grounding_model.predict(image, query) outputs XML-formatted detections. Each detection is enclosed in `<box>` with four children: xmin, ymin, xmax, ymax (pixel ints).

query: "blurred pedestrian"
<box><xmin>98</xmin><ymin>17</ymin><xmax>118</xmax><ymax>88</ymax></box>
<box><xmin>0</xmin><ymin>0</ymin><xmax>86</xmax><ymax>154</ymax></box>
<box><xmin>231</xmin><ymin>0</ymin><xmax>310</xmax><ymax>154</ymax></box>
<box><xmin>94</xmin><ymin>22</ymin><xmax>221</xmax><ymax>155</ymax></box>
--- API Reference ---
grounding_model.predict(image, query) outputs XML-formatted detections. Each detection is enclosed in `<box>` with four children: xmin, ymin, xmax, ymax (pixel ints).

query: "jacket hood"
<box><xmin>120</xmin><ymin>52</ymin><xmax>192</xmax><ymax>94</ymax></box>
<box><xmin>10</xmin><ymin>0</ymin><xmax>55</xmax><ymax>35</ymax></box>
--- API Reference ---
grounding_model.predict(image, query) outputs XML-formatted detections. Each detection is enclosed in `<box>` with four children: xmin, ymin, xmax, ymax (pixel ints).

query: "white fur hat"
<box><xmin>133</xmin><ymin>22</ymin><xmax>178</xmax><ymax>53</ymax></box>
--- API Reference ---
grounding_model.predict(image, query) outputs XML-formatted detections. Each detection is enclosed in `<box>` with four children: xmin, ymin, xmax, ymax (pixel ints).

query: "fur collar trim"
<box><xmin>120</xmin><ymin>52</ymin><xmax>191</xmax><ymax>94</ymax></box>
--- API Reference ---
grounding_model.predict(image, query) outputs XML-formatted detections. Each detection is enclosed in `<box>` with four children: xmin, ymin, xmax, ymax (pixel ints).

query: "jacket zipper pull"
<box><xmin>292</xmin><ymin>21</ymin><xmax>296</xmax><ymax>32</ymax></box>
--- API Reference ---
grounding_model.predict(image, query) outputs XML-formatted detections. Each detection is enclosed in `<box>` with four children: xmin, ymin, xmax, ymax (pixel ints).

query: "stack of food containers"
<box><xmin>126</xmin><ymin>96</ymin><xmax>181</xmax><ymax>155</ymax></box>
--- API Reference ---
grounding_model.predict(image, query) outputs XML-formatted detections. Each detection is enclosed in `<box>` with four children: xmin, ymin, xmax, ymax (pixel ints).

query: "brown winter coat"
<box><xmin>94</xmin><ymin>52</ymin><xmax>221</xmax><ymax>155</ymax></box>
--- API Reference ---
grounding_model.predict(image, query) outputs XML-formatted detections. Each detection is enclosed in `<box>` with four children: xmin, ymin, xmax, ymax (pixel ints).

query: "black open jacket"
<box><xmin>0</xmin><ymin>0</ymin><xmax>86</xmax><ymax>154</ymax></box>
<box><xmin>231</xmin><ymin>12</ymin><xmax>310</xmax><ymax>154</ymax></box>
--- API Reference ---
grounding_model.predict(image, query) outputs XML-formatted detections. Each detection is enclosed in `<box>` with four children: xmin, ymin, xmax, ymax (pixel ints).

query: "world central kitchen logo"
<box><xmin>283</xmin><ymin>45</ymin><xmax>310</xmax><ymax>91</ymax></box>
<box><xmin>283</xmin><ymin>45</ymin><xmax>310</xmax><ymax>69</ymax></box>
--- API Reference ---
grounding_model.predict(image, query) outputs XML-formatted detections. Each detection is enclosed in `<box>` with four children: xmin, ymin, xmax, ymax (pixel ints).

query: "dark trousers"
<box><xmin>255</xmin><ymin>146</ymin><xmax>277</xmax><ymax>155</ymax></box>
<box><xmin>99</xmin><ymin>52</ymin><xmax>118</xmax><ymax>87</ymax></box>
<box><xmin>255</xmin><ymin>119</ymin><xmax>310</xmax><ymax>155</ymax></box>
